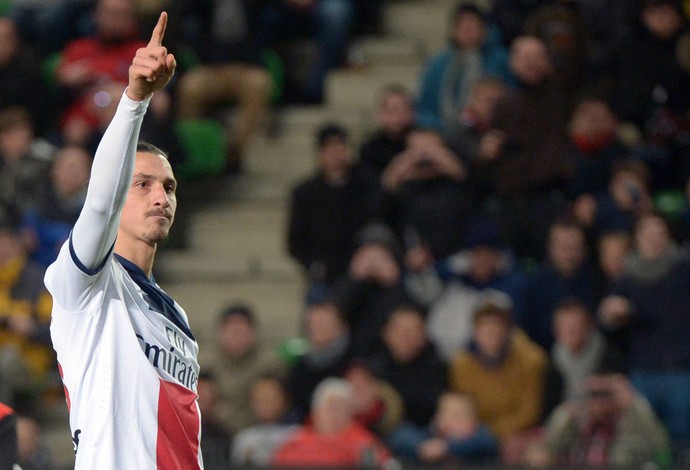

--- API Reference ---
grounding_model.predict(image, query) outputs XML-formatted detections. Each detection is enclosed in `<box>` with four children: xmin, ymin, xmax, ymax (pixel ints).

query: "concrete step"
<box><xmin>161</xmin><ymin>276</ymin><xmax>305</xmax><ymax>347</ymax></box>
<box><xmin>269</xmin><ymin>104</ymin><xmax>372</xmax><ymax>143</ymax></box>
<box><xmin>157</xmin><ymin>201</ymin><xmax>298</xmax><ymax>277</ymax></box>
<box><xmin>324</xmin><ymin>63</ymin><xmax>422</xmax><ymax>110</ymax></box>
<box><xmin>348</xmin><ymin>35</ymin><xmax>424</xmax><ymax>67</ymax></box>
<box><xmin>383</xmin><ymin>0</ymin><xmax>458</xmax><ymax>55</ymax></box>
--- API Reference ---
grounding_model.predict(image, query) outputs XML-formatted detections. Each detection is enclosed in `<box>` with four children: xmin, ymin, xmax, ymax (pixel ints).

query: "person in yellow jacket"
<box><xmin>449</xmin><ymin>296</ymin><xmax>547</xmax><ymax>439</ymax></box>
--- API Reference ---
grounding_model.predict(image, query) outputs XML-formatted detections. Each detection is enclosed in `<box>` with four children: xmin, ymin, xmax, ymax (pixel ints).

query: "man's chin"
<box><xmin>145</xmin><ymin>228</ymin><xmax>171</xmax><ymax>245</ymax></box>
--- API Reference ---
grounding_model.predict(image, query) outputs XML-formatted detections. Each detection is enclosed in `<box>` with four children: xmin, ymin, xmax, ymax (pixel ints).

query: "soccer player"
<box><xmin>44</xmin><ymin>13</ymin><xmax>203</xmax><ymax>469</ymax></box>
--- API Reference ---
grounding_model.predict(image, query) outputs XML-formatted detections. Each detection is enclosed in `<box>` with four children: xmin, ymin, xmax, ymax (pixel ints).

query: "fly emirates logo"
<box><xmin>135</xmin><ymin>326</ymin><xmax>199</xmax><ymax>391</ymax></box>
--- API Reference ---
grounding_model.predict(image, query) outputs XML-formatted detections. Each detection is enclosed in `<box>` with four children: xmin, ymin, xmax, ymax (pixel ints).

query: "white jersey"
<box><xmin>45</xmin><ymin>92</ymin><xmax>202</xmax><ymax>469</ymax></box>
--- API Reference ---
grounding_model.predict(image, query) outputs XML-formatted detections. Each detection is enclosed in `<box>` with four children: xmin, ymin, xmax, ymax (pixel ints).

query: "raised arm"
<box><xmin>70</xmin><ymin>13</ymin><xmax>176</xmax><ymax>271</ymax></box>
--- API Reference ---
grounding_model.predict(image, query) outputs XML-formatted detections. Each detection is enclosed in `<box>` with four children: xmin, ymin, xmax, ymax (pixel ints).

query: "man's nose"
<box><xmin>152</xmin><ymin>183</ymin><xmax>170</xmax><ymax>206</ymax></box>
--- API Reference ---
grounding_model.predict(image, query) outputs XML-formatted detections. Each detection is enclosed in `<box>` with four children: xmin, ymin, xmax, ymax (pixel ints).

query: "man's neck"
<box><xmin>114</xmin><ymin>240</ymin><xmax>156</xmax><ymax>278</ymax></box>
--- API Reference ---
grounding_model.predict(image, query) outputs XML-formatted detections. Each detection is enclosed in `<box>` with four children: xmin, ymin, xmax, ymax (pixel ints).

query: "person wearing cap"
<box><xmin>198</xmin><ymin>302</ymin><xmax>286</xmax><ymax>433</ymax></box>
<box><xmin>329</xmin><ymin>222</ymin><xmax>411</xmax><ymax>359</ymax></box>
<box><xmin>415</xmin><ymin>216</ymin><xmax>527</xmax><ymax>362</ymax></box>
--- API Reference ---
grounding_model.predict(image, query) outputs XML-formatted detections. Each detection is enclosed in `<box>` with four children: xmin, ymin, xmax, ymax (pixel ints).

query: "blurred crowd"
<box><xmin>2</xmin><ymin>0</ymin><xmax>690</xmax><ymax>468</ymax></box>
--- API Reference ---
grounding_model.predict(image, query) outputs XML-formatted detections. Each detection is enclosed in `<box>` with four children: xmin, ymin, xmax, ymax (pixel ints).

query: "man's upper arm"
<box><xmin>45</xmin><ymin>237</ymin><xmax>110</xmax><ymax>312</ymax></box>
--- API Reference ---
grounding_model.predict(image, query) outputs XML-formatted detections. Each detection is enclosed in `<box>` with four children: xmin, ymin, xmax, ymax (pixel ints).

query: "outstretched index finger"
<box><xmin>148</xmin><ymin>11</ymin><xmax>167</xmax><ymax>47</ymax></box>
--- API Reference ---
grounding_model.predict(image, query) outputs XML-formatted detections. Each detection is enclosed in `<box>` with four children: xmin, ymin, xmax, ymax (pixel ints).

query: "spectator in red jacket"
<box><xmin>272</xmin><ymin>377</ymin><xmax>391</xmax><ymax>468</ymax></box>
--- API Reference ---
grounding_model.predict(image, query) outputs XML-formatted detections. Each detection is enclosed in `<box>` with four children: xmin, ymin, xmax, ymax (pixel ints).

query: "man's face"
<box><xmin>313</xmin><ymin>393</ymin><xmax>352</xmax><ymax>435</ymax></box>
<box><xmin>473</xmin><ymin>315</ymin><xmax>510</xmax><ymax>359</ymax></box>
<box><xmin>217</xmin><ymin>315</ymin><xmax>256</xmax><ymax>358</ymax></box>
<box><xmin>119</xmin><ymin>151</ymin><xmax>176</xmax><ymax>246</ymax></box>
<box><xmin>383</xmin><ymin>310</ymin><xmax>426</xmax><ymax>363</ymax></box>
<box><xmin>553</xmin><ymin>307</ymin><xmax>592</xmax><ymax>353</ymax></box>
<box><xmin>96</xmin><ymin>0</ymin><xmax>138</xmax><ymax>42</ymax></box>
<box><xmin>509</xmin><ymin>36</ymin><xmax>553</xmax><ymax>86</ymax></box>
<box><xmin>376</xmin><ymin>92</ymin><xmax>414</xmax><ymax>136</ymax></box>
<box><xmin>548</xmin><ymin>226</ymin><xmax>585</xmax><ymax>276</ymax></box>
<box><xmin>318</xmin><ymin>137</ymin><xmax>351</xmax><ymax>182</ymax></box>
<box><xmin>635</xmin><ymin>215</ymin><xmax>670</xmax><ymax>260</ymax></box>
<box><xmin>307</xmin><ymin>304</ymin><xmax>344</xmax><ymax>349</ymax></box>
<box><xmin>453</xmin><ymin>13</ymin><xmax>486</xmax><ymax>49</ymax></box>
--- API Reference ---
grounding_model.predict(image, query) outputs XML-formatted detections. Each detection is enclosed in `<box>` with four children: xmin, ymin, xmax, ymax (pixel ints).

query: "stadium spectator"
<box><xmin>416</xmin><ymin>2</ymin><xmax>511</xmax><ymax>138</ymax></box>
<box><xmin>55</xmin><ymin>0</ymin><xmax>147</xmax><ymax>145</ymax></box>
<box><xmin>418</xmin><ymin>218</ymin><xmax>527</xmax><ymax>362</ymax></box>
<box><xmin>287</xmin><ymin>124</ymin><xmax>379</xmax><ymax>303</ymax></box>
<box><xmin>286</xmin><ymin>300</ymin><xmax>351</xmax><ymax>418</ymax></box>
<box><xmin>486</xmin><ymin>35</ymin><xmax>573</xmax><ymax>259</ymax></box>
<box><xmin>368</xmin><ymin>304</ymin><xmax>447</xmax><ymax>428</ymax></box>
<box><xmin>449</xmin><ymin>299</ymin><xmax>547</xmax><ymax>439</ymax></box>
<box><xmin>15</xmin><ymin>414</ymin><xmax>56</xmax><ymax>470</ymax></box>
<box><xmin>0</xmin><ymin>17</ymin><xmax>52</xmax><ymax>133</ymax></box>
<box><xmin>547</xmin><ymin>298</ymin><xmax>626</xmax><ymax>406</ymax></box>
<box><xmin>573</xmin><ymin>159</ymin><xmax>654</xmax><ymax>239</ymax></box>
<box><xmin>199</xmin><ymin>303</ymin><xmax>286</xmax><ymax>433</ymax></box>
<box><xmin>196</xmin><ymin>372</ymin><xmax>233</xmax><ymax>468</ymax></box>
<box><xmin>598</xmin><ymin>211</ymin><xmax>690</xmax><ymax>440</ymax></box>
<box><xmin>445</xmin><ymin>77</ymin><xmax>507</xmax><ymax>208</ymax></box>
<box><xmin>343</xmin><ymin>359</ymin><xmax>404</xmax><ymax>439</ymax></box>
<box><xmin>231</xmin><ymin>375</ymin><xmax>301</xmax><ymax>467</ymax></box>
<box><xmin>0</xmin><ymin>217</ymin><xmax>55</xmax><ymax>404</ymax></box>
<box><xmin>387</xmin><ymin>391</ymin><xmax>499</xmax><ymax>465</ymax></box>
<box><xmin>21</xmin><ymin>145</ymin><xmax>91</xmax><ymax>269</ymax></box>
<box><xmin>254</xmin><ymin>0</ymin><xmax>355</xmax><ymax>103</ymax></box>
<box><xmin>358</xmin><ymin>85</ymin><xmax>416</xmax><ymax>184</ymax></box>
<box><xmin>176</xmin><ymin>0</ymin><xmax>271</xmax><ymax>174</ymax></box>
<box><xmin>380</xmin><ymin>127</ymin><xmax>471</xmax><ymax>261</ymax></box>
<box><xmin>565</xmin><ymin>96</ymin><xmax>633</xmax><ymax>198</ymax></box>
<box><xmin>0</xmin><ymin>107</ymin><xmax>55</xmax><ymax>216</ymax></box>
<box><xmin>271</xmin><ymin>377</ymin><xmax>391</xmax><ymax>468</ymax></box>
<box><xmin>540</xmin><ymin>371</ymin><xmax>670</xmax><ymax>468</ymax></box>
<box><xmin>330</xmin><ymin>222</ymin><xmax>409</xmax><ymax>358</ymax></box>
<box><xmin>520</xmin><ymin>218</ymin><xmax>597</xmax><ymax>350</ymax></box>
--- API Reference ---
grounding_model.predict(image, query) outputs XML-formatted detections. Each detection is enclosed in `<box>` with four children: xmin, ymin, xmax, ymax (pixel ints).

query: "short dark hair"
<box><xmin>218</xmin><ymin>303</ymin><xmax>256</xmax><ymax>325</ymax></box>
<box><xmin>316</xmin><ymin>124</ymin><xmax>348</xmax><ymax>148</ymax></box>
<box><xmin>453</xmin><ymin>1</ymin><xmax>487</xmax><ymax>23</ymax></box>
<box><xmin>473</xmin><ymin>301</ymin><xmax>512</xmax><ymax>325</ymax></box>
<box><xmin>137</xmin><ymin>141</ymin><xmax>168</xmax><ymax>160</ymax></box>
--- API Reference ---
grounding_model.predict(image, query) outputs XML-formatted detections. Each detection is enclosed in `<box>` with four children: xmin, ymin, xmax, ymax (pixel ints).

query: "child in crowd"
<box><xmin>574</xmin><ymin>158</ymin><xmax>654</xmax><ymax>238</ymax></box>
<box><xmin>387</xmin><ymin>392</ymin><xmax>499</xmax><ymax>464</ymax></box>
<box><xmin>231</xmin><ymin>375</ymin><xmax>301</xmax><ymax>467</ymax></box>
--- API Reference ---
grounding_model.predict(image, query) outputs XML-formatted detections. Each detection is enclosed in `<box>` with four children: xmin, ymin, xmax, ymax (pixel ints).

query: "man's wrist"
<box><xmin>124</xmin><ymin>86</ymin><xmax>152</xmax><ymax>102</ymax></box>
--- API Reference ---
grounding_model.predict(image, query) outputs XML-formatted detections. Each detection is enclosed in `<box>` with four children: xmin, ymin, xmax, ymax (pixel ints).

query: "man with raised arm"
<box><xmin>44</xmin><ymin>13</ymin><xmax>204</xmax><ymax>469</ymax></box>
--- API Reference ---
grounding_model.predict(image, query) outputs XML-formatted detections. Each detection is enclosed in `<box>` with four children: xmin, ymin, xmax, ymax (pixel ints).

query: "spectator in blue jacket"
<box><xmin>416</xmin><ymin>2</ymin><xmax>512</xmax><ymax>139</ymax></box>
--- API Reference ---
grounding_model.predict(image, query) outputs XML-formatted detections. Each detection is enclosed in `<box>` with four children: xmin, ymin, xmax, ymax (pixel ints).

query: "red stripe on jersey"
<box><xmin>0</xmin><ymin>402</ymin><xmax>13</xmax><ymax>420</ymax></box>
<box><xmin>156</xmin><ymin>379</ymin><xmax>201</xmax><ymax>469</ymax></box>
<box><xmin>57</xmin><ymin>362</ymin><xmax>71</xmax><ymax>411</ymax></box>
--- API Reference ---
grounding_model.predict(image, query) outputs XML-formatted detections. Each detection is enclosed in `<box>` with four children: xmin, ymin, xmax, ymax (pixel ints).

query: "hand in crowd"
<box><xmin>349</xmin><ymin>245</ymin><xmax>400</xmax><ymax>286</ymax></box>
<box><xmin>417</xmin><ymin>437</ymin><xmax>449</xmax><ymax>463</ymax></box>
<box><xmin>597</xmin><ymin>295</ymin><xmax>631</xmax><ymax>327</ymax></box>
<box><xmin>404</xmin><ymin>244</ymin><xmax>434</xmax><ymax>273</ymax></box>
<box><xmin>477</xmin><ymin>129</ymin><xmax>507</xmax><ymax>161</ymax></box>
